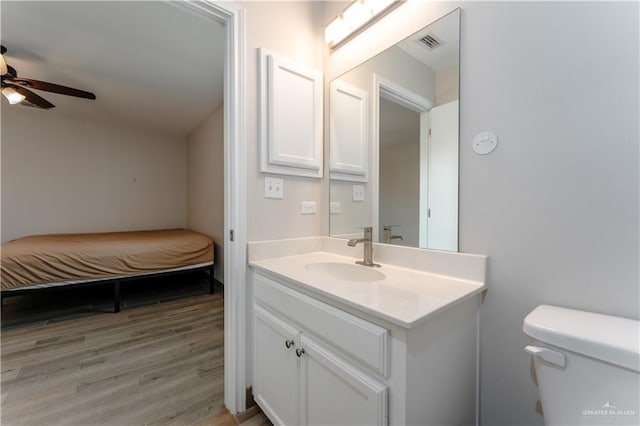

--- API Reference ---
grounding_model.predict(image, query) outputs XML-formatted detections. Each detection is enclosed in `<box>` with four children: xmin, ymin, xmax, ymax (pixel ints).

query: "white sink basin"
<box><xmin>305</xmin><ymin>262</ymin><xmax>385</xmax><ymax>282</ymax></box>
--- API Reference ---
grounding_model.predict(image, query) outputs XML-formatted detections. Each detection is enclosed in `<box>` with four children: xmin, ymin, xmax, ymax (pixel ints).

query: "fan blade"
<box><xmin>10</xmin><ymin>77</ymin><xmax>95</xmax><ymax>100</ymax></box>
<box><xmin>6</xmin><ymin>65</ymin><xmax>17</xmax><ymax>78</ymax></box>
<box><xmin>8</xmin><ymin>84</ymin><xmax>55</xmax><ymax>109</ymax></box>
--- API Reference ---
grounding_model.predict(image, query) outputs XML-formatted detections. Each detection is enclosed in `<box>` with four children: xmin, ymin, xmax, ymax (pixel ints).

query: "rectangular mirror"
<box><xmin>329</xmin><ymin>9</ymin><xmax>460</xmax><ymax>251</ymax></box>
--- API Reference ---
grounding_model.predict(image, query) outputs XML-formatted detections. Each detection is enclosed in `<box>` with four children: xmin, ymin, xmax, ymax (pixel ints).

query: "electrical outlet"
<box><xmin>352</xmin><ymin>185</ymin><xmax>365</xmax><ymax>202</ymax></box>
<box><xmin>301</xmin><ymin>201</ymin><xmax>317</xmax><ymax>215</ymax></box>
<box><xmin>330</xmin><ymin>202</ymin><xmax>341</xmax><ymax>214</ymax></box>
<box><xmin>264</xmin><ymin>177</ymin><xmax>283</xmax><ymax>199</ymax></box>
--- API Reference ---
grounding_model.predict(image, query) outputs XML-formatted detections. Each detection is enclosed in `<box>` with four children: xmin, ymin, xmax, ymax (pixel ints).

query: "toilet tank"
<box><xmin>523</xmin><ymin>305</ymin><xmax>640</xmax><ymax>426</ymax></box>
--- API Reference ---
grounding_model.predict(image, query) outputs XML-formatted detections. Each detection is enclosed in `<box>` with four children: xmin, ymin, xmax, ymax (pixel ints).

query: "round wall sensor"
<box><xmin>472</xmin><ymin>131</ymin><xmax>498</xmax><ymax>155</ymax></box>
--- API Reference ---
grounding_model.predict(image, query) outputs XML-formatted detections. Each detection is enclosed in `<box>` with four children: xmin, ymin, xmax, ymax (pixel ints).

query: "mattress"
<box><xmin>1</xmin><ymin>229</ymin><xmax>214</xmax><ymax>291</ymax></box>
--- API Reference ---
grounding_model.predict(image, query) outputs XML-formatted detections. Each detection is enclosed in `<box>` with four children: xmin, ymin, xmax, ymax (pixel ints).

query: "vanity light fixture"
<box><xmin>325</xmin><ymin>0</ymin><xmax>404</xmax><ymax>49</ymax></box>
<box><xmin>1</xmin><ymin>86</ymin><xmax>25</xmax><ymax>104</ymax></box>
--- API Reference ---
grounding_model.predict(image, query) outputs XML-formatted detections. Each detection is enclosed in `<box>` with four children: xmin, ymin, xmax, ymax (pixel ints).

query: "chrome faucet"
<box><xmin>383</xmin><ymin>225</ymin><xmax>403</xmax><ymax>244</ymax></box>
<box><xmin>347</xmin><ymin>227</ymin><xmax>381</xmax><ymax>267</ymax></box>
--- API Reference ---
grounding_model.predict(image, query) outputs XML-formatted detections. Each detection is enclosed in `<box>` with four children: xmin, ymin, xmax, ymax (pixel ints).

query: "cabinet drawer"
<box><xmin>254</xmin><ymin>272</ymin><xmax>388</xmax><ymax>375</ymax></box>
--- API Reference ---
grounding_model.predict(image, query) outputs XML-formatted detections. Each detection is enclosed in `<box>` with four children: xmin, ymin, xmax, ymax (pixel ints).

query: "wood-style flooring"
<box><xmin>0</xmin><ymin>273</ymin><xmax>240</xmax><ymax>425</ymax></box>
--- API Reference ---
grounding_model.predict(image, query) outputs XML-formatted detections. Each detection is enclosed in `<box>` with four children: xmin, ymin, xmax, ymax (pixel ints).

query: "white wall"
<box><xmin>1</xmin><ymin>106</ymin><xmax>187</xmax><ymax>243</ymax></box>
<box><xmin>187</xmin><ymin>104</ymin><xmax>224</xmax><ymax>283</ymax></box>
<box><xmin>242</xmin><ymin>1</ymin><xmax>326</xmax><ymax>242</ymax></box>
<box><xmin>240</xmin><ymin>0</ymin><xmax>326</xmax><ymax>391</ymax></box>
<box><xmin>435</xmin><ymin>65</ymin><xmax>459</xmax><ymax>105</ymax></box>
<box><xmin>326</xmin><ymin>2</ymin><xmax>639</xmax><ymax>425</ymax></box>
<box><xmin>338</xmin><ymin>46</ymin><xmax>436</xmax><ymax>101</ymax></box>
<box><xmin>329</xmin><ymin>181</ymin><xmax>371</xmax><ymax>239</ymax></box>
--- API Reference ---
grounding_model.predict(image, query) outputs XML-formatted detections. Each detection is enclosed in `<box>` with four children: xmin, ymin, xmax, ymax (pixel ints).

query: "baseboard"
<box><xmin>234</xmin><ymin>405</ymin><xmax>261</xmax><ymax>424</ymax></box>
<box><xmin>232</xmin><ymin>386</ymin><xmax>259</xmax><ymax>423</ymax></box>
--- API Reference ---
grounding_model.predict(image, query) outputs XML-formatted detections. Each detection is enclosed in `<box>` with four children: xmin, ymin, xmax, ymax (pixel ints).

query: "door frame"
<box><xmin>172</xmin><ymin>0</ymin><xmax>247</xmax><ymax>413</ymax></box>
<box><xmin>372</xmin><ymin>75</ymin><xmax>432</xmax><ymax>244</ymax></box>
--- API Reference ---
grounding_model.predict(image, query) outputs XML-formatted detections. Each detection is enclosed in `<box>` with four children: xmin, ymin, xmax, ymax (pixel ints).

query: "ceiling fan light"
<box><xmin>2</xmin><ymin>87</ymin><xmax>26</xmax><ymax>104</ymax></box>
<box><xmin>0</xmin><ymin>54</ymin><xmax>7</xmax><ymax>76</ymax></box>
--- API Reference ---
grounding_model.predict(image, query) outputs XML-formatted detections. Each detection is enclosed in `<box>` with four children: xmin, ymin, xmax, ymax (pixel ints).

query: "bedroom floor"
<box><xmin>0</xmin><ymin>274</ymin><xmax>240</xmax><ymax>425</ymax></box>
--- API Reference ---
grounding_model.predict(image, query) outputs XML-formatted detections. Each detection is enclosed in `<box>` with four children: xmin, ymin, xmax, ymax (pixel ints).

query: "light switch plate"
<box><xmin>301</xmin><ymin>201</ymin><xmax>317</xmax><ymax>214</ymax></box>
<box><xmin>264</xmin><ymin>177</ymin><xmax>284</xmax><ymax>199</ymax></box>
<box><xmin>330</xmin><ymin>202</ymin><xmax>341</xmax><ymax>214</ymax></box>
<box><xmin>352</xmin><ymin>185</ymin><xmax>365</xmax><ymax>202</ymax></box>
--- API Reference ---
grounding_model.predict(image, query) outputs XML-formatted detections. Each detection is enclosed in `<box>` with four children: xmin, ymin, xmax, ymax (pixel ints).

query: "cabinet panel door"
<box><xmin>259</xmin><ymin>48</ymin><xmax>323</xmax><ymax>178</ymax></box>
<box><xmin>254</xmin><ymin>305</ymin><xmax>300</xmax><ymax>425</ymax></box>
<box><xmin>330</xmin><ymin>80</ymin><xmax>369</xmax><ymax>181</ymax></box>
<box><xmin>299</xmin><ymin>335</ymin><xmax>388</xmax><ymax>426</ymax></box>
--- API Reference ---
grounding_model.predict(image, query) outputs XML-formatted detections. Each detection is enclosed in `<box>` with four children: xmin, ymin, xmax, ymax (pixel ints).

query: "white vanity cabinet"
<box><xmin>254</xmin><ymin>305</ymin><xmax>300</xmax><ymax>425</ymax></box>
<box><xmin>250</xmin><ymin>258</ymin><xmax>482</xmax><ymax>426</ymax></box>
<box><xmin>253</xmin><ymin>273</ymin><xmax>388</xmax><ymax>426</ymax></box>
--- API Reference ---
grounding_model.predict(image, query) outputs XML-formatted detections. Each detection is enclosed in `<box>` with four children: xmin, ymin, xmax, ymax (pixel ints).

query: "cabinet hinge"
<box><xmin>230</xmin><ymin>229</ymin><xmax>235</xmax><ymax>242</ymax></box>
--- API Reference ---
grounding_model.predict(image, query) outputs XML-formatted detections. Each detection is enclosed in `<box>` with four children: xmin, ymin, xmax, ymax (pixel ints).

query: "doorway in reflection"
<box><xmin>378</xmin><ymin>98</ymin><xmax>420</xmax><ymax>247</ymax></box>
<box><xmin>378</xmin><ymin>96</ymin><xmax>458</xmax><ymax>251</ymax></box>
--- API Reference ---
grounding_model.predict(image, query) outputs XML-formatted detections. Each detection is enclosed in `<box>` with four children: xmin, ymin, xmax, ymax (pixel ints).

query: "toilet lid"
<box><xmin>523</xmin><ymin>305</ymin><xmax>640</xmax><ymax>372</ymax></box>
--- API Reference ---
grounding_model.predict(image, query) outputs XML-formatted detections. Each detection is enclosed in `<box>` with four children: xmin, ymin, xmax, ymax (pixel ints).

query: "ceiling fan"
<box><xmin>1</xmin><ymin>45</ymin><xmax>96</xmax><ymax>109</ymax></box>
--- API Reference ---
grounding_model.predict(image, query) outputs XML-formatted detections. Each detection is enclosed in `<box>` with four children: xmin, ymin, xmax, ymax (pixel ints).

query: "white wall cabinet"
<box><xmin>329</xmin><ymin>80</ymin><xmax>369</xmax><ymax>182</ymax></box>
<box><xmin>253</xmin><ymin>275</ymin><xmax>388</xmax><ymax>426</ymax></box>
<box><xmin>251</xmin><ymin>269</ymin><xmax>481</xmax><ymax>426</ymax></box>
<box><xmin>259</xmin><ymin>48</ymin><xmax>323</xmax><ymax>178</ymax></box>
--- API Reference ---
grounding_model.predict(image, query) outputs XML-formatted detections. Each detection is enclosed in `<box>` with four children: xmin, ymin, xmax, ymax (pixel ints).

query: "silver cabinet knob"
<box><xmin>285</xmin><ymin>339</ymin><xmax>295</xmax><ymax>349</ymax></box>
<box><xmin>295</xmin><ymin>348</ymin><xmax>305</xmax><ymax>357</ymax></box>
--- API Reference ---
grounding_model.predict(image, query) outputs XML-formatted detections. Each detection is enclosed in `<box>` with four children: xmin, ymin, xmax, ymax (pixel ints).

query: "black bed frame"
<box><xmin>0</xmin><ymin>263</ymin><xmax>215</xmax><ymax>313</ymax></box>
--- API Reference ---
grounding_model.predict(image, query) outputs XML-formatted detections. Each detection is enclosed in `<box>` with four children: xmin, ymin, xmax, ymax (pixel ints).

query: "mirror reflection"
<box><xmin>329</xmin><ymin>9</ymin><xmax>460</xmax><ymax>251</ymax></box>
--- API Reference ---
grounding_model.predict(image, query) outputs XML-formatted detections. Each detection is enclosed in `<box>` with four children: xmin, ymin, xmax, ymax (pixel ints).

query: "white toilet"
<box><xmin>523</xmin><ymin>305</ymin><xmax>640</xmax><ymax>425</ymax></box>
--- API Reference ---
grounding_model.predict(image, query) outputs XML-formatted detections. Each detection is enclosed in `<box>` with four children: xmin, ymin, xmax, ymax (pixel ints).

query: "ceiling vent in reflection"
<box><xmin>419</xmin><ymin>33</ymin><xmax>442</xmax><ymax>50</ymax></box>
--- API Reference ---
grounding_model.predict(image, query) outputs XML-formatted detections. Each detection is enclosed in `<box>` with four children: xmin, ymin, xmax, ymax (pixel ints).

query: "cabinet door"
<box><xmin>299</xmin><ymin>335</ymin><xmax>388</xmax><ymax>426</ymax></box>
<box><xmin>259</xmin><ymin>48</ymin><xmax>323</xmax><ymax>178</ymax></box>
<box><xmin>329</xmin><ymin>79</ymin><xmax>369</xmax><ymax>182</ymax></box>
<box><xmin>254</xmin><ymin>305</ymin><xmax>300</xmax><ymax>425</ymax></box>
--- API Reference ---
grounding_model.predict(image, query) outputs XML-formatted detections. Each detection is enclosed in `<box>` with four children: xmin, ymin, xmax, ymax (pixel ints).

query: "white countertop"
<box><xmin>250</xmin><ymin>251</ymin><xmax>486</xmax><ymax>329</ymax></box>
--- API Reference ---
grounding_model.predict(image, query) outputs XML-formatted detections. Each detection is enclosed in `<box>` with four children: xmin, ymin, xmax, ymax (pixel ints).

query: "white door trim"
<box><xmin>372</xmin><ymin>74</ymin><xmax>432</xmax><ymax>243</ymax></box>
<box><xmin>419</xmin><ymin>112</ymin><xmax>429</xmax><ymax>248</ymax></box>
<box><xmin>171</xmin><ymin>0</ymin><xmax>247</xmax><ymax>414</ymax></box>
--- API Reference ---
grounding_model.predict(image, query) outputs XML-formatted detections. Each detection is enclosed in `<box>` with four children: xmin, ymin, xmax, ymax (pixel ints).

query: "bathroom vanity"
<box><xmin>248</xmin><ymin>237</ymin><xmax>486</xmax><ymax>425</ymax></box>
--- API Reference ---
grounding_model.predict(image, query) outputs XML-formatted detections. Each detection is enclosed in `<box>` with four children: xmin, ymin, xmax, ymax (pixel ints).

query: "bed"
<box><xmin>1</xmin><ymin>229</ymin><xmax>214</xmax><ymax>312</ymax></box>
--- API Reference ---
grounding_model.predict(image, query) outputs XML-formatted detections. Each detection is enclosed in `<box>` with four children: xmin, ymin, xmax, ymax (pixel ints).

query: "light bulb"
<box><xmin>325</xmin><ymin>0</ymin><xmax>403</xmax><ymax>49</ymax></box>
<box><xmin>2</xmin><ymin>87</ymin><xmax>25</xmax><ymax>104</ymax></box>
<box><xmin>0</xmin><ymin>54</ymin><xmax>7</xmax><ymax>76</ymax></box>
<box><xmin>364</xmin><ymin>0</ymin><xmax>395</xmax><ymax>16</ymax></box>
<box><xmin>343</xmin><ymin>0</ymin><xmax>371</xmax><ymax>31</ymax></box>
<box><xmin>325</xmin><ymin>16</ymin><xmax>349</xmax><ymax>47</ymax></box>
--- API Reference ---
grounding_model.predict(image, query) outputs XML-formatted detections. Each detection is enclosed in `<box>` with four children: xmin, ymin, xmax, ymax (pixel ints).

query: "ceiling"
<box><xmin>1</xmin><ymin>1</ymin><xmax>225</xmax><ymax>137</ymax></box>
<box><xmin>398</xmin><ymin>9</ymin><xmax>459</xmax><ymax>72</ymax></box>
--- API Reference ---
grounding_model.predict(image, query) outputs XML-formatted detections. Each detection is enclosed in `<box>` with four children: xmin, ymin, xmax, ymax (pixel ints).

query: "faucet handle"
<box><xmin>356</xmin><ymin>226</ymin><xmax>373</xmax><ymax>236</ymax></box>
<box><xmin>363</xmin><ymin>226</ymin><xmax>372</xmax><ymax>239</ymax></box>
